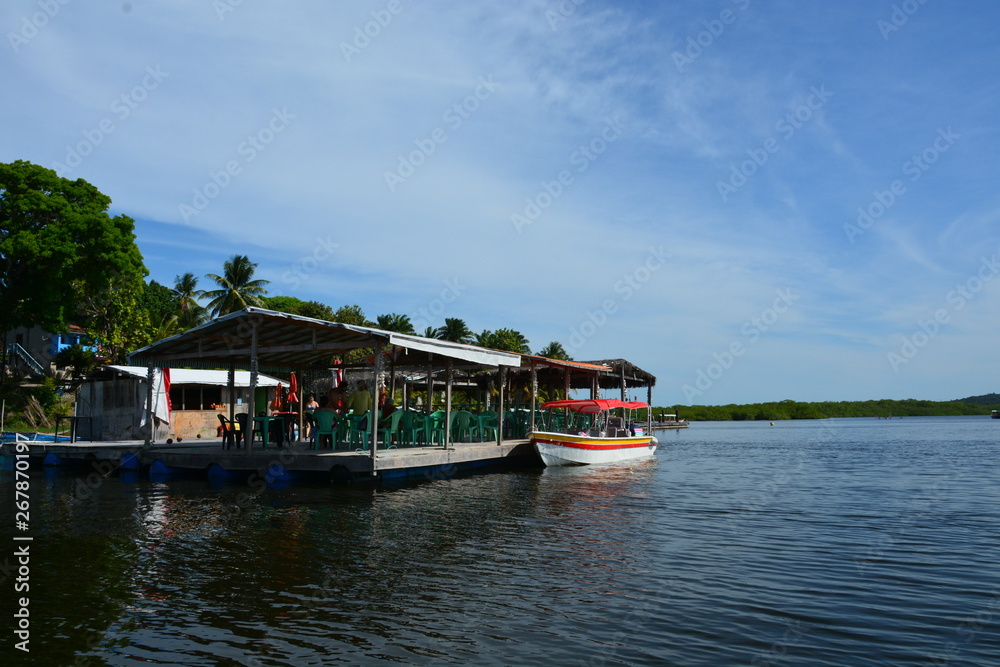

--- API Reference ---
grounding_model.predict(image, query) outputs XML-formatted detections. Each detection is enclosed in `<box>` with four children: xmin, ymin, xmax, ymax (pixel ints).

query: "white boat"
<box><xmin>530</xmin><ymin>398</ymin><xmax>657</xmax><ymax>466</ymax></box>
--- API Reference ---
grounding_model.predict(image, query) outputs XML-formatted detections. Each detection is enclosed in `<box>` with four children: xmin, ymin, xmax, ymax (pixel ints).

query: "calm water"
<box><xmin>2</xmin><ymin>417</ymin><xmax>999</xmax><ymax>666</ymax></box>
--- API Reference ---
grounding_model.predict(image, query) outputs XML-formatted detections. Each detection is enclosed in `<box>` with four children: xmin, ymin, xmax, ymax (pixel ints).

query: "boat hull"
<box><xmin>531</xmin><ymin>431</ymin><xmax>657</xmax><ymax>466</ymax></box>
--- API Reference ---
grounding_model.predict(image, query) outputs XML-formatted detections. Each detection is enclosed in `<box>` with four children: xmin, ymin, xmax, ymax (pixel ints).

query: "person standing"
<box><xmin>348</xmin><ymin>380</ymin><xmax>372</xmax><ymax>415</ymax></box>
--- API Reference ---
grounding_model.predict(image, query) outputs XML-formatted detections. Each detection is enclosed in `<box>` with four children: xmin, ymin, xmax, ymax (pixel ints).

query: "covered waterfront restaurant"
<box><xmin>126</xmin><ymin>308</ymin><xmax>658</xmax><ymax>463</ymax></box>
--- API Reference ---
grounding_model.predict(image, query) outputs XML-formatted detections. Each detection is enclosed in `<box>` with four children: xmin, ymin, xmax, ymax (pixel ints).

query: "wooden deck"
<box><xmin>0</xmin><ymin>437</ymin><xmax>539</xmax><ymax>483</ymax></box>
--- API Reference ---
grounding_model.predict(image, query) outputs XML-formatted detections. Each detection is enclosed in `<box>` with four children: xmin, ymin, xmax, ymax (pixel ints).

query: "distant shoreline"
<box><xmin>657</xmin><ymin>396</ymin><xmax>999</xmax><ymax>422</ymax></box>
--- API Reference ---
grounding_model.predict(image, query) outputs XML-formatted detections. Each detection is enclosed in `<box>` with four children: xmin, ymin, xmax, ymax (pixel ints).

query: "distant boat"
<box><xmin>650</xmin><ymin>413</ymin><xmax>690</xmax><ymax>429</ymax></box>
<box><xmin>992</xmin><ymin>410</ymin><xmax>999</xmax><ymax>420</ymax></box>
<box><xmin>530</xmin><ymin>399</ymin><xmax>657</xmax><ymax>466</ymax></box>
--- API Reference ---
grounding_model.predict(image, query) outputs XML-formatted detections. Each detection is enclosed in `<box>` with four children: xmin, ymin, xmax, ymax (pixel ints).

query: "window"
<box><xmin>168</xmin><ymin>385</ymin><xmax>224</xmax><ymax>410</ymax></box>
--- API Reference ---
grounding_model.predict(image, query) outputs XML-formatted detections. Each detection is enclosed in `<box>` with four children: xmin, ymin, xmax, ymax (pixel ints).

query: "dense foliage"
<box><xmin>0</xmin><ymin>160</ymin><xmax>146</xmax><ymax>339</ymax></box>
<box><xmin>663</xmin><ymin>398</ymin><xmax>999</xmax><ymax>421</ymax></box>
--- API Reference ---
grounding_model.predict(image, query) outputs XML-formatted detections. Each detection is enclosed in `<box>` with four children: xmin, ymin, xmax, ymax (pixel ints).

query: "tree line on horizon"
<box><xmin>663</xmin><ymin>398</ymin><xmax>999</xmax><ymax>421</ymax></box>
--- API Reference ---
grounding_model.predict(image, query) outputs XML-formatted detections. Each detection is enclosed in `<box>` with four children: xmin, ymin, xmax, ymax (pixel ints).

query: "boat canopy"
<box><xmin>540</xmin><ymin>398</ymin><xmax>648</xmax><ymax>413</ymax></box>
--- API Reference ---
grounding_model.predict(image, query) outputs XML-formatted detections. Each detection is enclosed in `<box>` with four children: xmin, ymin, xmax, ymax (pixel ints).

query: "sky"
<box><xmin>3</xmin><ymin>0</ymin><xmax>999</xmax><ymax>405</ymax></box>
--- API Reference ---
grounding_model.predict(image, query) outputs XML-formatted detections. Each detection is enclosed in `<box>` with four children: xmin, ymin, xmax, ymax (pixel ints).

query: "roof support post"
<box><xmin>426</xmin><ymin>360</ymin><xmax>433</xmax><ymax>415</ymax></box>
<box><xmin>227</xmin><ymin>364</ymin><xmax>236</xmax><ymax>423</ymax></box>
<box><xmin>647</xmin><ymin>385</ymin><xmax>653</xmax><ymax>434</ymax></box>
<box><xmin>529</xmin><ymin>360</ymin><xmax>537</xmax><ymax>433</ymax></box>
<box><xmin>497</xmin><ymin>366</ymin><xmax>505</xmax><ymax>446</ymax></box>
<box><xmin>444</xmin><ymin>359</ymin><xmax>453</xmax><ymax>449</ymax></box>
<box><xmin>246</xmin><ymin>321</ymin><xmax>258</xmax><ymax>453</ymax></box>
<box><xmin>296</xmin><ymin>366</ymin><xmax>304</xmax><ymax>444</ymax></box>
<box><xmin>564</xmin><ymin>367</ymin><xmax>571</xmax><ymax>430</ymax></box>
<box><xmin>620</xmin><ymin>365</ymin><xmax>627</xmax><ymax>402</ymax></box>
<box><xmin>144</xmin><ymin>361</ymin><xmax>154</xmax><ymax>447</ymax></box>
<box><xmin>370</xmin><ymin>343</ymin><xmax>382</xmax><ymax>460</ymax></box>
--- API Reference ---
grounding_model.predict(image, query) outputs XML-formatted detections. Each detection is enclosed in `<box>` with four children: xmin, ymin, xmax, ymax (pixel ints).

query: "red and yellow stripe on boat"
<box><xmin>530</xmin><ymin>432</ymin><xmax>653</xmax><ymax>450</ymax></box>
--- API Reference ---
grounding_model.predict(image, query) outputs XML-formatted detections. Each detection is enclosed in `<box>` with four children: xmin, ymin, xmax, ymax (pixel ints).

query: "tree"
<box><xmin>421</xmin><ymin>326</ymin><xmax>437</xmax><ymax>338</ymax></box>
<box><xmin>203</xmin><ymin>254</ymin><xmax>269</xmax><ymax>317</ymax></box>
<box><xmin>171</xmin><ymin>272</ymin><xmax>207</xmax><ymax>329</ymax></box>
<box><xmin>376</xmin><ymin>313</ymin><xmax>415</xmax><ymax>334</ymax></box>
<box><xmin>297</xmin><ymin>300</ymin><xmax>335</xmax><ymax>321</ymax></box>
<box><xmin>141</xmin><ymin>280</ymin><xmax>176</xmax><ymax>326</ymax></box>
<box><xmin>149</xmin><ymin>312</ymin><xmax>180</xmax><ymax>343</ymax></box>
<box><xmin>0</xmin><ymin>160</ymin><xmax>146</xmax><ymax>336</ymax></box>
<box><xmin>537</xmin><ymin>341</ymin><xmax>571</xmax><ymax>360</ymax></box>
<box><xmin>263</xmin><ymin>295</ymin><xmax>335</xmax><ymax>321</ymax></box>
<box><xmin>54</xmin><ymin>343</ymin><xmax>98</xmax><ymax>380</ymax></box>
<box><xmin>264</xmin><ymin>295</ymin><xmax>306</xmax><ymax>314</ymax></box>
<box><xmin>75</xmin><ymin>273</ymin><xmax>151</xmax><ymax>362</ymax></box>
<box><xmin>476</xmin><ymin>328</ymin><xmax>530</xmax><ymax>353</ymax></box>
<box><xmin>332</xmin><ymin>304</ymin><xmax>372</xmax><ymax>327</ymax></box>
<box><xmin>436</xmin><ymin>317</ymin><xmax>474</xmax><ymax>344</ymax></box>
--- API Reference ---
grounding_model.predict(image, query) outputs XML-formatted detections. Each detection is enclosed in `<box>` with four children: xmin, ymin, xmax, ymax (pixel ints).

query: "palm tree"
<box><xmin>203</xmin><ymin>255</ymin><xmax>270</xmax><ymax>317</ymax></box>
<box><xmin>376</xmin><ymin>313</ymin><xmax>416</xmax><ymax>334</ymax></box>
<box><xmin>151</xmin><ymin>312</ymin><xmax>180</xmax><ymax>342</ymax></box>
<box><xmin>436</xmin><ymin>317</ymin><xmax>474</xmax><ymax>344</ymax></box>
<box><xmin>537</xmin><ymin>341</ymin><xmax>572</xmax><ymax>361</ymax></box>
<box><xmin>171</xmin><ymin>272</ymin><xmax>207</xmax><ymax>329</ymax></box>
<box><xmin>421</xmin><ymin>326</ymin><xmax>437</xmax><ymax>338</ymax></box>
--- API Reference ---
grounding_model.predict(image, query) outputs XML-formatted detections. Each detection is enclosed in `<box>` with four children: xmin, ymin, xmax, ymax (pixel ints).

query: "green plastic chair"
<box><xmin>450</xmin><ymin>410</ymin><xmax>477</xmax><ymax>443</ymax></box>
<box><xmin>349</xmin><ymin>412</ymin><xmax>372</xmax><ymax>451</ymax></box>
<box><xmin>312</xmin><ymin>410</ymin><xmax>338</xmax><ymax>450</ymax></box>
<box><xmin>400</xmin><ymin>410</ymin><xmax>426</xmax><ymax>446</ymax></box>
<box><xmin>426</xmin><ymin>410</ymin><xmax>446</xmax><ymax>445</ymax></box>
<box><xmin>378</xmin><ymin>410</ymin><xmax>404</xmax><ymax>449</ymax></box>
<box><xmin>477</xmin><ymin>412</ymin><xmax>499</xmax><ymax>442</ymax></box>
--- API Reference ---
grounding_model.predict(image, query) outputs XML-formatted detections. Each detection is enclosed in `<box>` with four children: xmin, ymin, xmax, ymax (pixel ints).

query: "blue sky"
<box><xmin>4</xmin><ymin>1</ymin><xmax>999</xmax><ymax>405</ymax></box>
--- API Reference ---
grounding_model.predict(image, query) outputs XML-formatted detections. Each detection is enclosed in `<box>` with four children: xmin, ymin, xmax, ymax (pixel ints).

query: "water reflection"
<box><xmin>4</xmin><ymin>417</ymin><xmax>999</xmax><ymax>665</ymax></box>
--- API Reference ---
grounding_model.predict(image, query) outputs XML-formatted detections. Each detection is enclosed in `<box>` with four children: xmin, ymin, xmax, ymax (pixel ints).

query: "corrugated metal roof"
<box><xmin>106</xmin><ymin>365</ymin><xmax>284</xmax><ymax>387</ymax></box>
<box><xmin>127</xmin><ymin>308</ymin><xmax>522</xmax><ymax>371</ymax></box>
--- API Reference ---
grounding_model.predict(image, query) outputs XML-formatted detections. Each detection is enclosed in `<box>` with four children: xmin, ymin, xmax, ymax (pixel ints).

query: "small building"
<box><xmin>4</xmin><ymin>324</ymin><xmax>94</xmax><ymax>378</ymax></box>
<box><xmin>75</xmin><ymin>365</ymin><xmax>286</xmax><ymax>441</ymax></box>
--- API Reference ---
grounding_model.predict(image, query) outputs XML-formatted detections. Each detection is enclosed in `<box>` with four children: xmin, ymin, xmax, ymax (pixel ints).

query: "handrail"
<box><xmin>6</xmin><ymin>343</ymin><xmax>45</xmax><ymax>376</ymax></box>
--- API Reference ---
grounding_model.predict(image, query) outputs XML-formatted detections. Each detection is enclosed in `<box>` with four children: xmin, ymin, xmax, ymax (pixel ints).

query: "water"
<box><xmin>2</xmin><ymin>417</ymin><xmax>999</xmax><ymax>666</ymax></box>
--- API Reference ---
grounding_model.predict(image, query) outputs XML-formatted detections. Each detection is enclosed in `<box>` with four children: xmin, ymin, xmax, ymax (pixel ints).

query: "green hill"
<box><xmin>953</xmin><ymin>393</ymin><xmax>1000</xmax><ymax>406</ymax></box>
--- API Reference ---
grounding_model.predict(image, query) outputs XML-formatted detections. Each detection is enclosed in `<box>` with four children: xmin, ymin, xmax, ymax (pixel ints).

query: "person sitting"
<box><xmin>311</xmin><ymin>396</ymin><xmax>338</xmax><ymax>448</ymax></box>
<box><xmin>328</xmin><ymin>386</ymin><xmax>347</xmax><ymax>414</ymax></box>
<box><xmin>379</xmin><ymin>387</ymin><xmax>397</xmax><ymax>417</ymax></box>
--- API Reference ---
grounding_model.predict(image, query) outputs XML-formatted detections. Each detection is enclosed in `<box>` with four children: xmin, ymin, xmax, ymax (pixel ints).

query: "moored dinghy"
<box><xmin>530</xmin><ymin>398</ymin><xmax>657</xmax><ymax>466</ymax></box>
